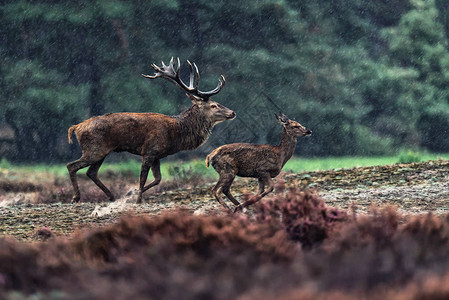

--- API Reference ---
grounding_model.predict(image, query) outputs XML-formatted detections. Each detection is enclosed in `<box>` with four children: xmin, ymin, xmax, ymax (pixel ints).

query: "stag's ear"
<box><xmin>185</xmin><ymin>93</ymin><xmax>204</xmax><ymax>104</ymax></box>
<box><xmin>275</xmin><ymin>112</ymin><xmax>289</xmax><ymax>124</ymax></box>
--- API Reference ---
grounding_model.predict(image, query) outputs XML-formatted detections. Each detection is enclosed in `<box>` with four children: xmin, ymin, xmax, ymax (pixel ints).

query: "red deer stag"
<box><xmin>67</xmin><ymin>57</ymin><xmax>235</xmax><ymax>203</ymax></box>
<box><xmin>206</xmin><ymin>113</ymin><xmax>311</xmax><ymax>213</ymax></box>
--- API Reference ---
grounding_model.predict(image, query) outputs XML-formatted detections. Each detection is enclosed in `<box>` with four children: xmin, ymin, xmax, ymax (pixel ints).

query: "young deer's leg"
<box><xmin>224</xmin><ymin>190</ymin><xmax>240</xmax><ymax>206</ymax></box>
<box><xmin>259</xmin><ymin>176</ymin><xmax>274</xmax><ymax>198</ymax></box>
<box><xmin>257</xmin><ymin>178</ymin><xmax>266</xmax><ymax>194</ymax></box>
<box><xmin>86</xmin><ymin>158</ymin><xmax>115</xmax><ymax>201</ymax></box>
<box><xmin>222</xmin><ymin>173</ymin><xmax>240</xmax><ymax>206</ymax></box>
<box><xmin>235</xmin><ymin>175</ymin><xmax>274</xmax><ymax>213</ymax></box>
<box><xmin>67</xmin><ymin>156</ymin><xmax>95</xmax><ymax>203</ymax></box>
<box><xmin>212</xmin><ymin>172</ymin><xmax>237</xmax><ymax>212</ymax></box>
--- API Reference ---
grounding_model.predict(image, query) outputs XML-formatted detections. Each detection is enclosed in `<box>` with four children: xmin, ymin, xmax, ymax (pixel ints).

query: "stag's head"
<box><xmin>185</xmin><ymin>94</ymin><xmax>235</xmax><ymax>124</ymax></box>
<box><xmin>276</xmin><ymin>113</ymin><xmax>312</xmax><ymax>138</ymax></box>
<box><xmin>143</xmin><ymin>57</ymin><xmax>235</xmax><ymax>124</ymax></box>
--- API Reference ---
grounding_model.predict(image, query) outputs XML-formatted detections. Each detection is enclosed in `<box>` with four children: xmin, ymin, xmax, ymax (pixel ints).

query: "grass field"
<box><xmin>284</xmin><ymin>151</ymin><xmax>449</xmax><ymax>172</ymax></box>
<box><xmin>1</xmin><ymin>151</ymin><xmax>449</xmax><ymax>182</ymax></box>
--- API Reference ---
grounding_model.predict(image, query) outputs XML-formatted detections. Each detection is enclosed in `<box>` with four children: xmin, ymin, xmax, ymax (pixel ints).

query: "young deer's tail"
<box><xmin>205</xmin><ymin>154</ymin><xmax>212</xmax><ymax>168</ymax></box>
<box><xmin>205</xmin><ymin>148</ymin><xmax>219</xmax><ymax>168</ymax></box>
<box><xmin>67</xmin><ymin>125</ymin><xmax>78</xmax><ymax>144</ymax></box>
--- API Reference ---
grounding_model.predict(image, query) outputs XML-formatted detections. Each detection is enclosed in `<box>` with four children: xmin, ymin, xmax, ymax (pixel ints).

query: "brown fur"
<box><xmin>67</xmin><ymin>90</ymin><xmax>235</xmax><ymax>204</ymax></box>
<box><xmin>67</xmin><ymin>125</ymin><xmax>77</xmax><ymax>144</ymax></box>
<box><xmin>206</xmin><ymin>113</ymin><xmax>311</xmax><ymax>212</ymax></box>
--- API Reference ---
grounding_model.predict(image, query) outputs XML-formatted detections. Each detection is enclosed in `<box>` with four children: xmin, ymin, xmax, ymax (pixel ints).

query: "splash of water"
<box><xmin>90</xmin><ymin>188</ymin><xmax>138</xmax><ymax>217</ymax></box>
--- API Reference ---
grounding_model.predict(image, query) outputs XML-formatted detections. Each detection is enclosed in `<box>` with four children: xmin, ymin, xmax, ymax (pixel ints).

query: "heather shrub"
<box><xmin>328</xmin><ymin>206</ymin><xmax>400</xmax><ymax>251</ymax></box>
<box><xmin>62</xmin><ymin>212</ymin><xmax>298</xmax><ymax>300</ymax></box>
<box><xmin>0</xmin><ymin>238</ymin><xmax>42</xmax><ymax>292</ymax></box>
<box><xmin>0</xmin><ymin>212</ymin><xmax>297</xmax><ymax>299</ymax></box>
<box><xmin>307</xmin><ymin>206</ymin><xmax>404</xmax><ymax>291</ymax></box>
<box><xmin>0</xmin><ymin>179</ymin><xmax>42</xmax><ymax>193</ymax></box>
<box><xmin>254</xmin><ymin>186</ymin><xmax>347</xmax><ymax>248</ymax></box>
<box><xmin>302</xmin><ymin>207</ymin><xmax>449</xmax><ymax>293</ymax></box>
<box><xmin>0</xmin><ymin>237</ymin><xmax>80</xmax><ymax>294</ymax></box>
<box><xmin>5</xmin><ymin>194</ymin><xmax>449</xmax><ymax>299</ymax></box>
<box><xmin>71</xmin><ymin>211</ymin><xmax>295</xmax><ymax>263</ymax></box>
<box><xmin>397</xmin><ymin>213</ymin><xmax>449</xmax><ymax>273</ymax></box>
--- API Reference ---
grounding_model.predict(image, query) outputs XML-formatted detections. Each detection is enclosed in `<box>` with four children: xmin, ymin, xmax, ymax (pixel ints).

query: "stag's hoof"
<box><xmin>71</xmin><ymin>196</ymin><xmax>80</xmax><ymax>203</ymax></box>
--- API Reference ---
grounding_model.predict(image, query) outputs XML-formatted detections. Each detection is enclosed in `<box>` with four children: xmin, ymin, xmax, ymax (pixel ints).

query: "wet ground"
<box><xmin>1</xmin><ymin>160</ymin><xmax>449</xmax><ymax>241</ymax></box>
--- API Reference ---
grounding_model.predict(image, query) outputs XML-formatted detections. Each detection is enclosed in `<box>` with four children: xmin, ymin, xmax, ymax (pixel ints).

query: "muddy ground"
<box><xmin>1</xmin><ymin>160</ymin><xmax>449</xmax><ymax>241</ymax></box>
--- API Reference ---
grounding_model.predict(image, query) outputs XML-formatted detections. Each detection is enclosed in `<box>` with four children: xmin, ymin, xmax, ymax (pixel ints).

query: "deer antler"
<box><xmin>142</xmin><ymin>57</ymin><xmax>225</xmax><ymax>99</ymax></box>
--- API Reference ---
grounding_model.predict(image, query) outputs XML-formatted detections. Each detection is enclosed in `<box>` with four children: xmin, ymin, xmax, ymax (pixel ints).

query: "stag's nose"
<box><xmin>306</xmin><ymin>130</ymin><xmax>312</xmax><ymax>135</ymax></box>
<box><xmin>228</xmin><ymin>112</ymin><xmax>236</xmax><ymax>119</ymax></box>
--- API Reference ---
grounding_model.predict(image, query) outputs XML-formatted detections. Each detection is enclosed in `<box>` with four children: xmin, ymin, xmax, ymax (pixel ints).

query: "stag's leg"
<box><xmin>143</xmin><ymin>159</ymin><xmax>161</xmax><ymax>192</ymax></box>
<box><xmin>67</xmin><ymin>154</ymin><xmax>106</xmax><ymax>203</ymax></box>
<box><xmin>137</xmin><ymin>157</ymin><xmax>161</xmax><ymax>203</ymax></box>
<box><xmin>86</xmin><ymin>158</ymin><xmax>114</xmax><ymax>201</ymax></box>
<box><xmin>67</xmin><ymin>159</ymin><xmax>90</xmax><ymax>203</ymax></box>
<box><xmin>235</xmin><ymin>175</ymin><xmax>274</xmax><ymax>213</ymax></box>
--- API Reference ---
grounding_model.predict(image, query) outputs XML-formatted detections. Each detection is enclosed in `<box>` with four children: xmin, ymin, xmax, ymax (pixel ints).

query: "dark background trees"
<box><xmin>1</xmin><ymin>0</ymin><xmax>449</xmax><ymax>162</ymax></box>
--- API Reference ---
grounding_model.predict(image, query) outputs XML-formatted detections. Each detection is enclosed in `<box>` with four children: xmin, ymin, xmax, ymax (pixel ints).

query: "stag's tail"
<box><xmin>67</xmin><ymin>125</ymin><xmax>78</xmax><ymax>144</ymax></box>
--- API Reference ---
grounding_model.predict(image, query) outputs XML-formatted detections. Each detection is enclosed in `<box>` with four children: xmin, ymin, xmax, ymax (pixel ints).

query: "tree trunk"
<box><xmin>436</xmin><ymin>0</ymin><xmax>449</xmax><ymax>48</ymax></box>
<box><xmin>88</xmin><ymin>58</ymin><xmax>103</xmax><ymax>116</ymax></box>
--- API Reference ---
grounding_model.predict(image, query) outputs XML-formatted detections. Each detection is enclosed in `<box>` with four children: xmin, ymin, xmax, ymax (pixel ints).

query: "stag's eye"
<box><xmin>210</xmin><ymin>104</ymin><xmax>218</xmax><ymax>109</ymax></box>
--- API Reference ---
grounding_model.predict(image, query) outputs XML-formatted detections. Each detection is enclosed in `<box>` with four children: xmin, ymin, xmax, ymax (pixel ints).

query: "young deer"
<box><xmin>206</xmin><ymin>113</ymin><xmax>311</xmax><ymax>212</ymax></box>
<box><xmin>67</xmin><ymin>57</ymin><xmax>235</xmax><ymax>203</ymax></box>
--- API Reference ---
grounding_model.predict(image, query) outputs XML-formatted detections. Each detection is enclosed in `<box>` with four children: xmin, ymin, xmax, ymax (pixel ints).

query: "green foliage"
<box><xmin>101</xmin><ymin>67</ymin><xmax>177</xmax><ymax>115</ymax></box>
<box><xmin>381</xmin><ymin>0</ymin><xmax>449</xmax><ymax>152</ymax></box>
<box><xmin>3</xmin><ymin>0</ymin><xmax>132</xmax><ymax>23</ymax></box>
<box><xmin>397</xmin><ymin>150</ymin><xmax>422</xmax><ymax>163</ymax></box>
<box><xmin>0</xmin><ymin>158</ymin><xmax>12</xmax><ymax>170</ymax></box>
<box><xmin>167</xmin><ymin>160</ymin><xmax>213</xmax><ymax>182</ymax></box>
<box><xmin>1</xmin><ymin>60</ymin><xmax>88</xmax><ymax>161</ymax></box>
<box><xmin>1</xmin><ymin>0</ymin><xmax>449</xmax><ymax>162</ymax></box>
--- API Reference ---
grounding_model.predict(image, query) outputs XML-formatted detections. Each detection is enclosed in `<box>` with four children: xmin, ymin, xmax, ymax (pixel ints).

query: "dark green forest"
<box><xmin>1</xmin><ymin>0</ymin><xmax>449</xmax><ymax>162</ymax></box>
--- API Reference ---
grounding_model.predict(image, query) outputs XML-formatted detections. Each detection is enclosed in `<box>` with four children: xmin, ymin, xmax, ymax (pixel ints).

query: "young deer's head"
<box><xmin>275</xmin><ymin>113</ymin><xmax>312</xmax><ymax>138</ymax></box>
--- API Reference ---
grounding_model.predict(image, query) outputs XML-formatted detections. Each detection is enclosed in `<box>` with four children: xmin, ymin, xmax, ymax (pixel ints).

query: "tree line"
<box><xmin>1</xmin><ymin>0</ymin><xmax>449</xmax><ymax>162</ymax></box>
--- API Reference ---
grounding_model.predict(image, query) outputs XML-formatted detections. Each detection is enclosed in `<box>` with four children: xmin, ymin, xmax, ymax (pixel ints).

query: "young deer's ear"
<box><xmin>185</xmin><ymin>93</ymin><xmax>204</xmax><ymax>104</ymax></box>
<box><xmin>275</xmin><ymin>112</ymin><xmax>289</xmax><ymax>124</ymax></box>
